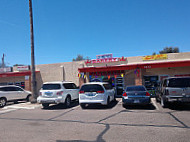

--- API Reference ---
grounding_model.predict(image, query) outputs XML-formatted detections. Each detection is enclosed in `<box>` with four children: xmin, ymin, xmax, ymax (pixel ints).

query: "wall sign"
<box><xmin>0</xmin><ymin>67</ymin><xmax>12</xmax><ymax>73</ymax></box>
<box><xmin>96</xmin><ymin>54</ymin><xmax>113</xmax><ymax>60</ymax></box>
<box><xmin>85</xmin><ymin>56</ymin><xmax>127</xmax><ymax>64</ymax></box>
<box><xmin>143</xmin><ymin>54</ymin><xmax>168</xmax><ymax>61</ymax></box>
<box><xmin>16</xmin><ymin>66</ymin><xmax>29</xmax><ymax>71</ymax></box>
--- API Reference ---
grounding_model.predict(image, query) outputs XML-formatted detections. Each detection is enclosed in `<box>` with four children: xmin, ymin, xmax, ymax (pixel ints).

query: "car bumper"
<box><xmin>122</xmin><ymin>97</ymin><xmax>150</xmax><ymax>105</ymax></box>
<box><xmin>166</xmin><ymin>96</ymin><xmax>190</xmax><ymax>103</ymax></box>
<box><xmin>37</xmin><ymin>96</ymin><xmax>65</xmax><ymax>104</ymax></box>
<box><xmin>79</xmin><ymin>99</ymin><xmax>107</xmax><ymax>105</ymax></box>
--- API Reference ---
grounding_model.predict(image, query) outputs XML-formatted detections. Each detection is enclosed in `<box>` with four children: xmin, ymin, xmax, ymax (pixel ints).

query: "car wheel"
<box><xmin>80</xmin><ymin>103</ymin><xmax>86</xmax><ymax>109</ymax></box>
<box><xmin>0</xmin><ymin>98</ymin><xmax>7</xmax><ymax>108</ymax></box>
<box><xmin>26</xmin><ymin>95</ymin><xmax>32</xmax><ymax>102</ymax></box>
<box><xmin>155</xmin><ymin>96</ymin><xmax>160</xmax><ymax>102</ymax></box>
<box><xmin>107</xmin><ymin>97</ymin><xmax>110</xmax><ymax>106</ymax></box>
<box><xmin>42</xmin><ymin>103</ymin><xmax>49</xmax><ymax>109</ymax></box>
<box><xmin>65</xmin><ymin>96</ymin><xmax>71</xmax><ymax>108</ymax></box>
<box><xmin>113</xmin><ymin>95</ymin><xmax>116</xmax><ymax>102</ymax></box>
<box><xmin>161</xmin><ymin>97</ymin><xmax>168</xmax><ymax>108</ymax></box>
<box><xmin>122</xmin><ymin>103</ymin><xmax>127</xmax><ymax>108</ymax></box>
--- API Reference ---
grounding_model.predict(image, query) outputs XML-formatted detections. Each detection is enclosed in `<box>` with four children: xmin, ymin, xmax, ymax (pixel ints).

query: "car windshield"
<box><xmin>168</xmin><ymin>78</ymin><xmax>190</xmax><ymax>87</ymax></box>
<box><xmin>80</xmin><ymin>84</ymin><xmax>104</xmax><ymax>92</ymax></box>
<box><xmin>126</xmin><ymin>86</ymin><xmax>146</xmax><ymax>91</ymax></box>
<box><xmin>42</xmin><ymin>84</ymin><xmax>61</xmax><ymax>90</ymax></box>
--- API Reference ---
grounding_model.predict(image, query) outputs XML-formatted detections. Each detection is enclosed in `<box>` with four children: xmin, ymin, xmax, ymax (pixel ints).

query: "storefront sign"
<box><xmin>96</xmin><ymin>54</ymin><xmax>113</xmax><ymax>59</ymax></box>
<box><xmin>0</xmin><ymin>67</ymin><xmax>12</xmax><ymax>73</ymax></box>
<box><xmin>16</xmin><ymin>66</ymin><xmax>29</xmax><ymax>71</ymax></box>
<box><xmin>85</xmin><ymin>56</ymin><xmax>127</xmax><ymax>64</ymax></box>
<box><xmin>143</xmin><ymin>54</ymin><xmax>168</xmax><ymax>61</ymax></box>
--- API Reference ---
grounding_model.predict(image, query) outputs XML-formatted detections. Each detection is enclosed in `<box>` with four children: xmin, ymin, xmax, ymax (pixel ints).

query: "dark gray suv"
<box><xmin>156</xmin><ymin>77</ymin><xmax>190</xmax><ymax>108</ymax></box>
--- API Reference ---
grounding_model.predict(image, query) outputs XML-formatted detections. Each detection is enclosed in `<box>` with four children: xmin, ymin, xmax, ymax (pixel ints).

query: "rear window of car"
<box><xmin>126</xmin><ymin>86</ymin><xmax>146</xmax><ymax>91</ymax></box>
<box><xmin>168</xmin><ymin>78</ymin><xmax>190</xmax><ymax>87</ymax></box>
<box><xmin>80</xmin><ymin>84</ymin><xmax>104</xmax><ymax>92</ymax></box>
<box><xmin>63</xmin><ymin>83</ymin><xmax>77</xmax><ymax>89</ymax></box>
<box><xmin>41</xmin><ymin>84</ymin><xmax>61</xmax><ymax>90</ymax></box>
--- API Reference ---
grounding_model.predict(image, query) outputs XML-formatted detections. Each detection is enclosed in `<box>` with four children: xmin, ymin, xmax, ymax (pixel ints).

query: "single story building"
<box><xmin>0</xmin><ymin>52</ymin><xmax>189</xmax><ymax>96</ymax></box>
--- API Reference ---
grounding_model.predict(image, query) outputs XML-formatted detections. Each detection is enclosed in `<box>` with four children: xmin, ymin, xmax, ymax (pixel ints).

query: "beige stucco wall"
<box><xmin>36</xmin><ymin>61</ymin><xmax>84</xmax><ymax>88</ymax></box>
<box><xmin>143</xmin><ymin>66</ymin><xmax>190</xmax><ymax>78</ymax></box>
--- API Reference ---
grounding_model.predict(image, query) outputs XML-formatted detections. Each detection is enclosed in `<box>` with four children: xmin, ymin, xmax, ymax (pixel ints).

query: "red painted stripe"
<box><xmin>0</xmin><ymin>71</ymin><xmax>40</xmax><ymax>78</ymax></box>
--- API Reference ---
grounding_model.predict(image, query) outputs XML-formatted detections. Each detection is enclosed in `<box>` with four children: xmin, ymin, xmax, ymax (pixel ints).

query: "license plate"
<box><xmin>45</xmin><ymin>92</ymin><xmax>53</xmax><ymax>96</ymax></box>
<box><xmin>134</xmin><ymin>99</ymin><xmax>140</xmax><ymax>103</ymax></box>
<box><xmin>87</xmin><ymin>93</ymin><xmax>94</xmax><ymax>96</ymax></box>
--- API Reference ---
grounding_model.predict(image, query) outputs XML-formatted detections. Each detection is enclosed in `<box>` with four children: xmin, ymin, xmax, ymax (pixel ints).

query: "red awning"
<box><xmin>78</xmin><ymin>60</ymin><xmax>190</xmax><ymax>72</ymax></box>
<box><xmin>0</xmin><ymin>71</ymin><xmax>40</xmax><ymax>78</ymax></box>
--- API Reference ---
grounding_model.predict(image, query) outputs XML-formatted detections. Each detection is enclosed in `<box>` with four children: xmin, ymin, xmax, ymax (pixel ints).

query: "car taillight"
<box><xmin>146</xmin><ymin>92</ymin><xmax>150</xmax><ymax>96</ymax></box>
<box><xmin>97</xmin><ymin>90</ymin><xmax>104</xmax><ymax>93</ymax></box>
<box><xmin>79</xmin><ymin>91</ymin><xmax>85</xmax><ymax>94</ymax></box>
<box><xmin>56</xmin><ymin>91</ymin><xmax>63</xmax><ymax>96</ymax></box>
<box><xmin>123</xmin><ymin>92</ymin><xmax>127</xmax><ymax>96</ymax></box>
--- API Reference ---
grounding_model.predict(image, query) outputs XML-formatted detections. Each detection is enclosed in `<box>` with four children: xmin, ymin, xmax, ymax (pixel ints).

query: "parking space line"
<box><xmin>151</xmin><ymin>98</ymin><xmax>159</xmax><ymax>110</ymax></box>
<box><xmin>0</xmin><ymin>109</ymin><xmax>17</xmax><ymax>114</ymax></box>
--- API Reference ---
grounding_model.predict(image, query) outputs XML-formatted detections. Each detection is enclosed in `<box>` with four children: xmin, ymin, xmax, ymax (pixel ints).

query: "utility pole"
<box><xmin>29</xmin><ymin>0</ymin><xmax>37</xmax><ymax>103</ymax></box>
<box><xmin>1</xmin><ymin>54</ymin><xmax>5</xmax><ymax>68</ymax></box>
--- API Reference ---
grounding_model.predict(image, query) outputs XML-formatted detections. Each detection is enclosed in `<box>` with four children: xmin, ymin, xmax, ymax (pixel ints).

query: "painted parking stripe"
<box><xmin>0</xmin><ymin>109</ymin><xmax>17</xmax><ymax>114</ymax></box>
<box><xmin>151</xmin><ymin>98</ymin><xmax>159</xmax><ymax>110</ymax></box>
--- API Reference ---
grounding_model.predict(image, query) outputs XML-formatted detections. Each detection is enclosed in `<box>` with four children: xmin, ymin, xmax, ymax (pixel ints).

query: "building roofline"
<box><xmin>0</xmin><ymin>71</ymin><xmax>40</xmax><ymax>78</ymax></box>
<box><xmin>78</xmin><ymin>60</ymin><xmax>190</xmax><ymax>72</ymax></box>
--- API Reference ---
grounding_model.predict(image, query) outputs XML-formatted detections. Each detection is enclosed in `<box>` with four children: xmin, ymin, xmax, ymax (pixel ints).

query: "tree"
<box><xmin>13</xmin><ymin>64</ymin><xmax>26</xmax><ymax>66</ymax></box>
<box><xmin>159</xmin><ymin>47</ymin><xmax>179</xmax><ymax>54</ymax></box>
<box><xmin>72</xmin><ymin>54</ymin><xmax>90</xmax><ymax>61</ymax></box>
<box><xmin>152</xmin><ymin>47</ymin><xmax>180</xmax><ymax>55</ymax></box>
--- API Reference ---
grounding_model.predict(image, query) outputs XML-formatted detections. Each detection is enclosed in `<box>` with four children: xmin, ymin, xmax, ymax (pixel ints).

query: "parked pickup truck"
<box><xmin>37</xmin><ymin>81</ymin><xmax>79</xmax><ymax>108</ymax></box>
<box><xmin>156</xmin><ymin>77</ymin><xmax>190</xmax><ymax>108</ymax></box>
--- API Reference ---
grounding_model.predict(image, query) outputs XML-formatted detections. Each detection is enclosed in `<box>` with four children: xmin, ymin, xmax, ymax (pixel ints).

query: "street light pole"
<box><xmin>29</xmin><ymin>0</ymin><xmax>37</xmax><ymax>103</ymax></box>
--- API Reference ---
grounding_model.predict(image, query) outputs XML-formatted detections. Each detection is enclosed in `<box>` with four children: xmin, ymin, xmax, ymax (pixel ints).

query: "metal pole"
<box><xmin>29</xmin><ymin>0</ymin><xmax>37</xmax><ymax>103</ymax></box>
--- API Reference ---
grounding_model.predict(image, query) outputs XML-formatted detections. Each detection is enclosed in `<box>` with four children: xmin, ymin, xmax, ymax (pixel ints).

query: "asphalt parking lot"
<box><xmin>0</xmin><ymin>98</ymin><xmax>190</xmax><ymax>142</ymax></box>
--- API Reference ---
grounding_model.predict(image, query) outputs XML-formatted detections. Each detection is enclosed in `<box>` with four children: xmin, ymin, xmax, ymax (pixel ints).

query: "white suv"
<box><xmin>37</xmin><ymin>81</ymin><xmax>79</xmax><ymax>108</ymax></box>
<box><xmin>0</xmin><ymin>85</ymin><xmax>32</xmax><ymax>108</ymax></box>
<box><xmin>79</xmin><ymin>82</ymin><xmax>115</xmax><ymax>108</ymax></box>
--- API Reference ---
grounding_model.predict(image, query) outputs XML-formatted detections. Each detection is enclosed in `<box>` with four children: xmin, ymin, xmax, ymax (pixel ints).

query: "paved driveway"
<box><xmin>0</xmin><ymin>98</ymin><xmax>190</xmax><ymax>142</ymax></box>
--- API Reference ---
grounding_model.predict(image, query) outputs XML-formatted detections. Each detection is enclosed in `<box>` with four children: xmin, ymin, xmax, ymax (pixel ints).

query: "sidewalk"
<box><xmin>3</xmin><ymin>102</ymin><xmax>41</xmax><ymax>110</ymax></box>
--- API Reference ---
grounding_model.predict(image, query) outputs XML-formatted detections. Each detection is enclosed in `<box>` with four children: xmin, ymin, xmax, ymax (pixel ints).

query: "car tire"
<box><xmin>122</xmin><ymin>103</ymin><xmax>127</xmax><ymax>108</ymax></box>
<box><xmin>42</xmin><ymin>103</ymin><xmax>49</xmax><ymax>109</ymax></box>
<box><xmin>65</xmin><ymin>96</ymin><xmax>71</xmax><ymax>108</ymax></box>
<box><xmin>156</xmin><ymin>96</ymin><xmax>160</xmax><ymax>102</ymax></box>
<box><xmin>26</xmin><ymin>95</ymin><xmax>32</xmax><ymax>102</ymax></box>
<box><xmin>161</xmin><ymin>96</ymin><xmax>168</xmax><ymax>108</ymax></box>
<box><xmin>0</xmin><ymin>98</ymin><xmax>7</xmax><ymax>108</ymax></box>
<box><xmin>80</xmin><ymin>103</ymin><xmax>86</xmax><ymax>109</ymax></box>
<box><xmin>113</xmin><ymin>95</ymin><xmax>116</xmax><ymax>102</ymax></box>
<box><xmin>107</xmin><ymin>97</ymin><xmax>110</xmax><ymax>107</ymax></box>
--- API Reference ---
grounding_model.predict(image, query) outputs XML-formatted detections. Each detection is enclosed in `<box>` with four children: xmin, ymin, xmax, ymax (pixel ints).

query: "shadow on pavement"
<box><xmin>123</xmin><ymin>104</ymin><xmax>156</xmax><ymax>110</ymax></box>
<box><xmin>168</xmin><ymin>103</ymin><xmax>190</xmax><ymax>111</ymax></box>
<box><xmin>42</xmin><ymin>101</ymin><xmax>79</xmax><ymax>110</ymax></box>
<box><xmin>81</xmin><ymin>100</ymin><xmax>118</xmax><ymax>110</ymax></box>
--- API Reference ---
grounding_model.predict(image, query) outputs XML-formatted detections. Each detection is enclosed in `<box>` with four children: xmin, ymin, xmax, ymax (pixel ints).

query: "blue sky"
<box><xmin>0</xmin><ymin>0</ymin><xmax>190</xmax><ymax>66</ymax></box>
